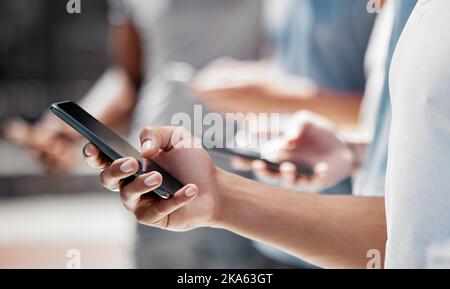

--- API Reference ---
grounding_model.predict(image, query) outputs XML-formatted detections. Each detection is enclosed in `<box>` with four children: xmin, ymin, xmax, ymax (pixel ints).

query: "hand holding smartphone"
<box><xmin>50</xmin><ymin>101</ymin><xmax>183</xmax><ymax>199</ymax></box>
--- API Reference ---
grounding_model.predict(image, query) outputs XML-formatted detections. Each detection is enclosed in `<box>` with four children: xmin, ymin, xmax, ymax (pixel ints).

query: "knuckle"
<box><xmin>154</xmin><ymin>128</ymin><xmax>165</xmax><ymax>141</ymax></box>
<box><xmin>99</xmin><ymin>171</ymin><xmax>108</xmax><ymax>186</ymax></box>
<box><xmin>302</xmin><ymin>121</ymin><xmax>315</xmax><ymax>131</ymax></box>
<box><xmin>140</xmin><ymin>126</ymin><xmax>154</xmax><ymax>140</ymax></box>
<box><xmin>293</xmin><ymin>110</ymin><xmax>314</xmax><ymax>125</ymax></box>
<box><xmin>293</xmin><ymin>110</ymin><xmax>310</xmax><ymax>119</ymax></box>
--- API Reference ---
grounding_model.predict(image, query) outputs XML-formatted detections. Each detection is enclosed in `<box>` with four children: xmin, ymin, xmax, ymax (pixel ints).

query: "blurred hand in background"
<box><xmin>4</xmin><ymin>113</ymin><xmax>81</xmax><ymax>174</ymax></box>
<box><xmin>233</xmin><ymin>111</ymin><xmax>357</xmax><ymax>191</ymax></box>
<box><xmin>192</xmin><ymin>58</ymin><xmax>361</xmax><ymax>126</ymax></box>
<box><xmin>192</xmin><ymin>58</ymin><xmax>318</xmax><ymax>114</ymax></box>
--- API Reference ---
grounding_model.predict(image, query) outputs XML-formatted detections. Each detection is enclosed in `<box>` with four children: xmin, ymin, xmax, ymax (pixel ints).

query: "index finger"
<box><xmin>139</xmin><ymin>126</ymin><xmax>198</xmax><ymax>159</ymax></box>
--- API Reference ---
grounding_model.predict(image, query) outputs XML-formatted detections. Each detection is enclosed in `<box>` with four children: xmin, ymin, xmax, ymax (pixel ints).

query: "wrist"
<box><xmin>211</xmin><ymin>169</ymin><xmax>249</xmax><ymax>230</ymax></box>
<box><xmin>211</xmin><ymin>169</ymin><xmax>232</xmax><ymax>229</ymax></box>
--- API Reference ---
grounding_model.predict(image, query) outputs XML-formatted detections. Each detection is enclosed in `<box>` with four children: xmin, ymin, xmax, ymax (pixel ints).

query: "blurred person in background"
<box><xmin>6</xmin><ymin>0</ymin><xmax>280</xmax><ymax>268</ymax></box>
<box><xmin>246</xmin><ymin>0</ymin><xmax>416</xmax><ymax>201</ymax></box>
<box><xmin>192</xmin><ymin>0</ymin><xmax>375</xmax><ymax>268</ymax></box>
<box><xmin>193</xmin><ymin>0</ymin><xmax>375</xmax><ymax>125</ymax></box>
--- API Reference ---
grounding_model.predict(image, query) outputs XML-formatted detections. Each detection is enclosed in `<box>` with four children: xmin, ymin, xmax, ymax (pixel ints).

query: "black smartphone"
<box><xmin>50</xmin><ymin>101</ymin><xmax>183</xmax><ymax>199</ymax></box>
<box><xmin>210</xmin><ymin>147</ymin><xmax>314</xmax><ymax>177</ymax></box>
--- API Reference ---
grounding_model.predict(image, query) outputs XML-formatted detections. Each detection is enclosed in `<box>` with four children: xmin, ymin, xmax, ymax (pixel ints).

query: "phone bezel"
<box><xmin>51</xmin><ymin>103</ymin><xmax>124</xmax><ymax>163</ymax></box>
<box><xmin>50</xmin><ymin>101</ymin><xmax>181</xmax><ymax>199</ymax></box>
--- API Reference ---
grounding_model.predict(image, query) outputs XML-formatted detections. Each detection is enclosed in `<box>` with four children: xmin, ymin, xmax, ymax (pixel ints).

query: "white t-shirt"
<box><xmin>387</xmin><ymin>0</ymin><xmax>450</xmax><ymax>268</ymax></box>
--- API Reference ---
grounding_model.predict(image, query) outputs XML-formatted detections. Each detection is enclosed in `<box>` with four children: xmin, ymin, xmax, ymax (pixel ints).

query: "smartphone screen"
<box><xmin>50</xmin><ymin>101</ymin><xmax>183</xmax><ymax>199</ymax></box>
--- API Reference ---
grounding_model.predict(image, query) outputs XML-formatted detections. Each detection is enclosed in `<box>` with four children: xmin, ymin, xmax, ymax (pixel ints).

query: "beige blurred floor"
<box><xmin>0</xmin><ymin>193</ymin><xmax>136</xmax><ymax>269</ymax></box>
<box><xmin>0</xmin><ymin>140</ymin><xmax>293</xmax><ymax>269</ymax></box>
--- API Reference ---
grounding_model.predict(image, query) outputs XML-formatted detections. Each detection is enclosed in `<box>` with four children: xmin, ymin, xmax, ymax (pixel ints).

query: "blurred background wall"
<box><xmin>0</xmin><ymin>0</ymin><xmax>110</xmax><ymax>195</ymax></box>
<box><xmin>0</xmin><ymin>0</ymin><xmax>108</xmax><ymax>123</ymax></box>
<box><xmin>0</xmin><ymin>0</ymin><xmax>293</xmax><ymax>269</ymax></box>
<box><xmin>0</xmin><ymin>0</ymin><xmax>136</xmax><ymax>269</ymax></box>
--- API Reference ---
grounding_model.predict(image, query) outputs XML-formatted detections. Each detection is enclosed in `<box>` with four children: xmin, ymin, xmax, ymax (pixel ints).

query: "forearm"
<box><xmin>79</xmin><ymin>21</ymin><xmax>142</xmax><ymax>133</ymax></box>
<box><xmin>79</xmin><ymin>68</ymin><xmax>138</xmax><ymax>133</ymax></box>
<box><xmin>302</xmin><ymin>91</ymin><xmax>362</xmax><ymax>125</ymax></box>
<box><xmin>266</xmin><ymin>68</ymin><xmax>363</xmax><ymax>124</ymax></box>
<box><xmin>215</xmin><ymin>171</ymin><xmax>386</xmax><ymax>268</ymax></box>
<box><xmin>261</xmin><ymin>82</ymin><xmax>363</xmax><ymax>125</ymax></box>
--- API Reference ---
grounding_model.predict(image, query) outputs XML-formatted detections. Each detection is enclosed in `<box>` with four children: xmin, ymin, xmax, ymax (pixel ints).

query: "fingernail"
<box><xmin>315</xmin><ymin>162</ymin><xmax>329</xmax><ymax>174</ymax></box>
<box><xmin>120</xmin><ymin>159</ymin><xmax>136</xmax><ymax>173</ymax></box>
<box><xmin>144</xmin><ymin>174</ymin><xmax>161</xmax><ymax>187</ymax></box>
<box><xmin>185</xmin><ymin>185</ymin><xmax>197</xmax><ymax>197</ymax></box>
<box><xmin>141</xmin><ymin>139</ymin><xmax>153</xmax><ymax>152</ymax></box>
<box><xmin>280</xmin><ymin>162</ymin><xmax>296</xmax><ymax>172</ymax></box>
<box><xmin>83</xmin><ymin>144</ymin><xmax>94</xmax><ymax>157</ymax></box>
